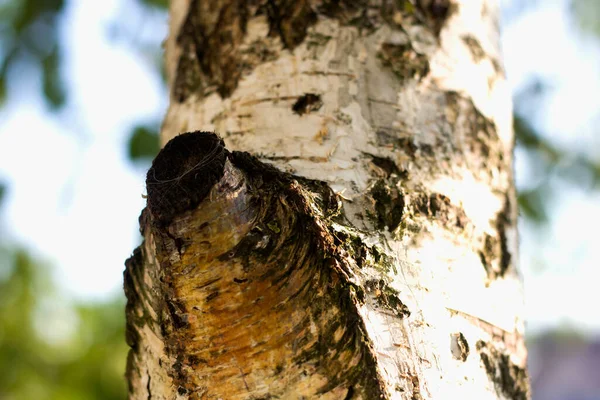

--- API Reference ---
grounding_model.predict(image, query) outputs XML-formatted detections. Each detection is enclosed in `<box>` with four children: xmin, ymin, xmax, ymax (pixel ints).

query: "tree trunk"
<box><xmin>124</xmin><ymin>0</ymin><xmax>529</xmax><ymax>399</ymax></box>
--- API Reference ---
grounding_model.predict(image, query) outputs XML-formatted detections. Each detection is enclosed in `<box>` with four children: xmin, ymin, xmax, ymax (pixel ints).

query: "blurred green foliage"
<box><xmin>125</xmin><ymin>0</ymin><xmax>168</xmax><ymax>160</ymax></box>
<box><xmin>128</xmin><ymin>124</ymin><xmax>160</xmax><ymax>161</ymax></box>
<box><xmin>0</xmin><ymin>0</ymin><xmax>66</xmax><ymax>108</ymax></box>
<box><xmin>140</xmin><ymin>0</ymin><xmax>168</xmax><ymax>9</ymax></box>
<box><xmin>124</xmin><ymin>0</ymin><xmax>169</xmax><ymax>162</ymax></box>
<box><xmin>516</xmin><ymin>114</ymin><xmax>600</xmax><ymax>185</ymax></box>
<box><xmin>0</xmin><ymin>183</ymin><xmax>6</xmax><ymax>207</ymax></box>
<box><xmin>0</xmin><ymin>0</ymin><xmax>166</xmax><ymax>153</ymax></box>
<box><xmin>0</xmin><ymin>249</ymin><xmax>128</xmax><ymax>399</ymax></box>
<box><xmin>571</xmin><ymin>0</ymin><xmax>600</xmax><ymax>37</ymax></box>
<box><xmin>513</xmin><ymin>78</ymin><xmax>600</xmax><ymax>224</ymax></box>
<box><xmin>0</xmin><ymin>2</ymin><xmax>167</xmax><ymax>397</ymax></box>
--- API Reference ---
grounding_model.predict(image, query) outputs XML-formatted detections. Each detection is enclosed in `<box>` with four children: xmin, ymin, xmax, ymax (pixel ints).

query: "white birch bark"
<box><xmin>124</xmin><ymin>0</ymin><xmax>529</xmax><ymax>399</ymax></box>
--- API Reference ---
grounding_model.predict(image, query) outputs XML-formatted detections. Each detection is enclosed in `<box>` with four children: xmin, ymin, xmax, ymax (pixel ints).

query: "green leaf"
<box><xmin>128</xmin><ymin>125</ymin><xmax>160</xmax><ymax>161</ymax></box>
<box><xmin>0</xmin><ymin>248</ymin><xmax>127</xmax><ymax>400</ymax></box>
<box><xmin>0</xmin><ymin>0</ymin><xmax>66</xmax><ymax>108</ymax></box>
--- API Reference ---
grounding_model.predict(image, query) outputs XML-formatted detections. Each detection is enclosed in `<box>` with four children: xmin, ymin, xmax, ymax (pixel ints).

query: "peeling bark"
<box><xmin>126</xmin><ymin>0</ymin><xmax>529</xmax><ymax>398</ymax></box>
<box><xmin>127</xmin><ymin>132</ymin><xmax>386</xmax><ymax>398</ymax></box>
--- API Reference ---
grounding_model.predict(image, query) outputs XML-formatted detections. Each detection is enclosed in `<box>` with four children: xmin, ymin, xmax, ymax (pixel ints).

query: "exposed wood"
<box><xmin>125</xmin><ymin>1</ymin><xmax>529</xmax><ymax>398</ymax></box>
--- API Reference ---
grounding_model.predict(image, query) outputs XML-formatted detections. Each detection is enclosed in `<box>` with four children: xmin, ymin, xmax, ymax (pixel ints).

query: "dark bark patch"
<box><xmin>230</xmin><ymin>150</ymin><xmax>341</xmax><ymax>218</ymax></box>
<box><xmin>177</xmin><ymin>386</ymin><xmax>187</xmax><ymax>395</ymax></box>
<box><xmin>397</xmin><ymin>137</ymin><xmax>418</xmax><ymax>158</ymax></box>
<box><xmin>491</xmin><ymin>58</ymin><xmax>504</xmax><ymax>76</ymax></box>
<box><xmin>367</xmin><ymin>154</ymin><xmax>403</xmax><ymax>178</ymax></box>
<box><xmin>292</xmin><ymin>93</ymin><xmax>323</xmax><ymax>115</ymax></box>
<box><xmin>334</xmin><ymin>230</ymin><xmax>394</xmax><ymax>274</ymax></box>
<box><xmin>147</xmin><ymin>375</ymin><xmax>153</xmax><ymax>398</ymax></box>
<box><xmin>496</xmin><ymin>195</ymin><xmax>512</xmax><ymax>275</ymax></box>
<box><xmin>316</xmin><ymin>0</ymin><xmax>453</xmax><ymax>37</ymax></box>
<box><xmin>172</xmin><ymin>49</ymin><xmax>204</xmax><ymax>103</ymax></box>
<box><xmin>167</xmin><ymin>299</ymin><xmax>190</xmax><ymax>329</ymax></box>
<box><xmin>412</xmin><ymin>193</ymin><xmax>468</xmax><ymax>229</ymax></box>
<box><xmin>479</xmin><ymin>234</ymin><xmax>498</xmax><ymax>278</ymax></box>
<box><xmin>417</xmin><ymin>0</ymin><xmax>456</xmax><ymax>36</ymax></box>
<box><xmin>173</xmin><ymin>0</ymin><xmax>317</xmax><ymax>101</ymax></box>
<box><xmin>479</xmin><ymin>196</ymin><xmax>513</xmax><ymax>280</ymax></box>
<box><xmin>124</xmin><ymin>246</ymin><xmax>145</xmax><ymax>349</ymax></box>
<box><xmin>146</xmin><ymin>131</ymin><xmax>228</xmax><ymax>227</ymax></box>
<box><xmin>317</xmin><ymin>0</ymin><xmax>378</xmax><ymax>30</ymax></box>
<box><xmin>444</xmin><ymin>92</ymin><xmax>507</xmax><ymax>178</ymax></box>
<box><xmin>366</xmin><ymin>279</ymin><xmax>411</xmax><ymax>318</ymax></box>
<box><xmin>369</xmin><ymin>179</ymin><xmax>405</xmax><ymax>232</ymax></box>
<box><xmin>220</xmin><ymin>226</ymin><xmax>276</xmax><ymax>271</ymax></box>
<box><xmin>174</xmin><ymin>0</ymin><xmax>250</xmax><ymax>100</ymax></box>
<box><xmin>266</xmin><ymin>0</ymin><xmax>317</xmax><ymax>48</ymax></box>
<box><xmin>476</xmin><ymin>340</ymin><xmax>530</xmax><ymax>400</ymax></box>
<box><xmin>229</xmin><ymin>150</ymin><xmax>291</xmax><ymax>181</ymax></box>
<box><xmin>364</xmin><ymin>153</ymin><xmax>411</xmax><ymax>233</ymax></box>
<box><xmin>376</xmin><ymin>133</ymin><xmax>421</xmax><ymax>161</ymax></box>
<box><xmin>343</xmin><ymin>386</ymin><xmax>354</xmax><ymax>400</ymax></box>
<box><xmin>306</xmin><ymin>31</ymin><xmax>333</xmax><ymax>49</ymax></box>
<box><xmin>450</xmin><ymin>332</ymin><xmax>470</xmax><ymax>361</ymax></box>
<box><xmin>410</xmin><ymin>374</ymin><xmax>422</xmax><ymax>400</ymax></box>
<box><xmin>378</xmin><ymin>42</ymin><xmax>430</xmax><ymax>83</ymax></box>
<box><xmin>376</xmin><ymin>132</ymin><xmax>420</xmax><ymax>159</ymax></box>
<box><xmin>205</xmin><ymin>290</ymin><xmax>220</xmax><ymax>302</ymax></box>
<box><xmin>240</xmin><ymin>38</ymin><xmax>280</xmax><ymax>67</ymax></box>
<box><xmin>454</xmin><ymin>94</ymin><xmax>494</xmax><ymax>157</ymax></box>
<box><xmin>462</xmin><ymin>34</ymin><xmax>485</xmax><ymax>62</ymax></box>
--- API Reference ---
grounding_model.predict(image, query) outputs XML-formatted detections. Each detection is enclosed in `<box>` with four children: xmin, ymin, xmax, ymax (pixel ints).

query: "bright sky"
<box><xmin>0</xmin><ymin>0</ymin><xmax>167</xmax><ymax>299</ymax></box>
<box><xmin>0</xmin><ymin>0</ymin><xmax>599</xmax><ymax>335</ymax></box>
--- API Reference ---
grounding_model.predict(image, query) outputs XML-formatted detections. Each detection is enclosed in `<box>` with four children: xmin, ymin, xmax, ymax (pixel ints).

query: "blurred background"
<box><xmin>0</xmin><ymin>0</ymin><xmax>598</xmax><ymax>398</ymax></box>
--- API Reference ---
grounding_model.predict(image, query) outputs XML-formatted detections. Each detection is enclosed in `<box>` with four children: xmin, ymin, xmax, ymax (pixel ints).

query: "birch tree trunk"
<box><xmin>124</xmin><ymin>0</ymin><xmax>529</xmax><ymax>398</ymax></box>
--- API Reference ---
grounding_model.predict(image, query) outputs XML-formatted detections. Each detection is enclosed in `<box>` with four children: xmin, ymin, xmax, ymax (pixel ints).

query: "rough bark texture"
<box><xmin>125</xmin><ymin>0</ymin><xmax>529</xmax><ymax>398</ymax></box>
